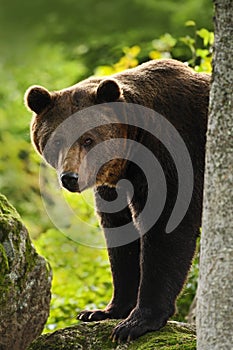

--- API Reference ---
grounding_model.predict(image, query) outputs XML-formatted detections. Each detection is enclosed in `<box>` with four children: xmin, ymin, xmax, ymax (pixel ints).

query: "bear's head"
<box><xmin>25</xmin><ymin>78</ymin><xmax>134</xmax><ymax>192</ymax></box>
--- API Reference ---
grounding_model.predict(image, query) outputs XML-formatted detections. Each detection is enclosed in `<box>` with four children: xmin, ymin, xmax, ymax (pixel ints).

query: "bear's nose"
<box><xmin>60</xmin><ymin>172</ymin><xmax>79</xmax><ymax>192</ymax></box>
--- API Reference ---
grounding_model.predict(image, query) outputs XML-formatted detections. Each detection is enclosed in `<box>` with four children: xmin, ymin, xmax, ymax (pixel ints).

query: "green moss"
<box><xmin>24</xmin><ymin>233</ymin><xmax>37</xmax><ymax>269</ymax></box>
<box><xmin>27</xmin><ymin>321</ymin><xmax>196</xmax><ymax>350</ymax></box>
<box><xmin>0</xmin><ymin>243</ymin><xmax>9</xmax><ymax>287</ymax></box>
<box><xmin>0</xmin><ymin>214</ymin><xmax>23</xmax><ymax>243</ymax></box>
<box><xmin>0</xmin><ymin>211</ymin><xmax>35</xmax><ymax>270</ymax></box>
<box><xmin>0</xmin><ymin>194</ymin><xmax>45</xmax><ymax>292</ymax></box>
<box><xmin>130</xmin><ymin>322</ymin><xmax>196</xmax><ymax>349</ymax></box>
<box><xmin>0</xmin><ymin>194</ymin><xmax>20</xmax><ymax>218</ymax></box>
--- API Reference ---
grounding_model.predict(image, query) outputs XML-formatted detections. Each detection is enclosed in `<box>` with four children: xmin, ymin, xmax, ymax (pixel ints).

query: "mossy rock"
<box><xmin>27</xmin><ymin>320</ymin><xmax>196</xmax><ymax>350</ymax></box>
<box><xmin>0</xmin><ymin>194</ymin><xmax>52</xmax><ymax>350</ymax></box>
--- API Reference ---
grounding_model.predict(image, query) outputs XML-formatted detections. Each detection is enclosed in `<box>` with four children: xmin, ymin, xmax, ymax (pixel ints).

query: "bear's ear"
<box><xmin>24</xmin><ymin>85</ymin><xmax>52</xmax><ymax>114</ymax></box>
<box><xmin>96</xmin><ymin>79</ymin><xmax>122</xmax><ymax>102</ymax></box>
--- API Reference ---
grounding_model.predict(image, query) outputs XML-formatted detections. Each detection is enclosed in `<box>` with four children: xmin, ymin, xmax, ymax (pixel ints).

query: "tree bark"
<box><xmin>196</xmin><ymin>1</ymin><xmax>233</xmax><ymax>349</ymax></box>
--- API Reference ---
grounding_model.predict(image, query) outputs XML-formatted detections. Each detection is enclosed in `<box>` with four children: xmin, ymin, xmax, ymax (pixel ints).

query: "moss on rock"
<box><xmin>0</xmin><ymin>194</ymin><xmax>20</xmax><ymax>217</ymax></box>
<box><xmin>27</xmin><ymin>320</ymin><xmax>196</xmax><ymax>350</ymax></box>
<box><xmin>0</xmin><ymin>194</ymin><xmax>52</xmax><ymax>350</ymax></box>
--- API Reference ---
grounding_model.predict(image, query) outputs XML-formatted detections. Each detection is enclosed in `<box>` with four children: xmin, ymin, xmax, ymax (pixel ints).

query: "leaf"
<box><xmin>180</xmin><ymin>36</ymin><xmax>195</xmax><ymax>46</ymax></box>
<box><xmin>123</xmin><ymin>45</ymin><xmax>141</xmax><ymax>58</ymax></box>
<box><xmin>94</xmin><ymin>65</ymin><xmax>115</xmax><ymax>76</ymax></box>
<box><xmin>152</xmin><ymin>33</ymin><xmax>177</xmax><ymax>52</ymax></box>
<box><xmin>195</xmin><ymin>57</ymin><xmax>212</xmax><ymax>73</ymax></box>
<box><xmin>209</xmin><ymin>32</ymin><xmax>215</xmax><ymax>46</ymax></box>
<box><xmin>149</xmin><ymin>50</ymin><xmax>162</xmax><ymax>60</ymax></box>
<box><xmin>196</xmin><ymin>49</ymin><xmax>210</xmax><ymax>59</ymax></box>
<box><xmin>197</xmin><ymin>28</ymin><xmax>212</xmax><ymax>47</ymax></box>
<box><xmin>185</xmin><ymin>20</ymin><xmax>196</xmax><ymax>27</ymax></box>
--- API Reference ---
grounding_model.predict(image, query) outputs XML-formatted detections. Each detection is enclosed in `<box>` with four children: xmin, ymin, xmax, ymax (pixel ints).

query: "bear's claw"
<box><xmin>77</xmin><ymin>310</ymin><xmax>111</xmax><ymax>322</ymax></box>
<box><xmin>77</xmin><ymin>303</ymin><xmax>135</xmax><ymax>322</ymax></box>
<box><xmin>110</xmin><ymin>308</ymin><xmax>168</xmax><ymax>342</ymax></box>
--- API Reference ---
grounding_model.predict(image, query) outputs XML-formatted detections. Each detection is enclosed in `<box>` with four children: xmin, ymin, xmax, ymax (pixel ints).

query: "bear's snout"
<box><xmin>60</xmin><ymin>171</ymin><xmax>79</xmax><ymax>192</ymax></box>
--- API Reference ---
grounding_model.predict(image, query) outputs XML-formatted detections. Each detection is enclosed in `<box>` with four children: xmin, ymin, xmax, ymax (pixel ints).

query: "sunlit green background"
<box><xmin>0</xmin><ymin>0</ymin><xmax>212</xmax><ymax>331</ymax></box>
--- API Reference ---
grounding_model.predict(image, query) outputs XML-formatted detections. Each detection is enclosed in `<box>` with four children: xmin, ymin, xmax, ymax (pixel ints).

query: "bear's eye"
<box><xmin>82</xmin><ymin>138</ymin><xmax>93</xmax><ymax>148</ymax></box>
<box><xmin>53</xmin><ymin>139</ymin><xmax>63</xmax><ymax>149</ymax></box>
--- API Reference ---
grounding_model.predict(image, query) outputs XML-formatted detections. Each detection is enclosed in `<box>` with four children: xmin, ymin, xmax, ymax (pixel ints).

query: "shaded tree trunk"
<box><xmin>196</xmin><ymin>1</ymin><xmax>233</xmax><ymax>349</ymax></box>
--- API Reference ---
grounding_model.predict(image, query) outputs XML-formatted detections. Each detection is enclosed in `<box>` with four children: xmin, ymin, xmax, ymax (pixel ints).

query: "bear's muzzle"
<box><xmin>60</xmin><ymin>171</ymin><xmax>80</xmax><ymax>192</ymax></box>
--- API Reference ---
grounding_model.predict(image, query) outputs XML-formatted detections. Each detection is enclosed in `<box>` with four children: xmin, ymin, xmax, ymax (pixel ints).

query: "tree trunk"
<box><xmin>196</xmin><ymin>1</ymin><xmax>233</xmax><ymax>349</ymax></box>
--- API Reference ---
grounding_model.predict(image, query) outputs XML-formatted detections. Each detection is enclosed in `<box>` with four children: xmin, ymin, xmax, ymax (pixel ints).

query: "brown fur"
<box><xmin>25</xmin><ymin>59</ymin><xmax>210</xmax><ymax>342</ymax></box>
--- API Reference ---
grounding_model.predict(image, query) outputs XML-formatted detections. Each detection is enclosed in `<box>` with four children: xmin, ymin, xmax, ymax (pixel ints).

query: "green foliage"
<box><xmin>0</xmin><ymin>0</ymin><xmax>213</xmax><ymax>54</ymax></box>
<box><xmin>0</xmin><ymin>43</ymin><xmax>87</xmax><ymax>236</ymax></box>
<box><xmin>174</xmin><ymin>240</ymin><xmax>200</xmax><ymax>322</ymax></box>
<box><xmin>95</xmin><ymin>46</ymin><xmax>141</xmax><ymax>76</ymax></box>
<box><xmin>34</xmin><ymin>229</ymin><xmax>112</xmax><ymax>331</ymax></box>
<box><xmin>180</xmin><ymin>21</ymin><xmax>214</xmax><ymax>72</ymax></box>
<box><xmin>95</xmin><ymin>22</ymin><xmax>213</xmax><ymax>76</ymax></box>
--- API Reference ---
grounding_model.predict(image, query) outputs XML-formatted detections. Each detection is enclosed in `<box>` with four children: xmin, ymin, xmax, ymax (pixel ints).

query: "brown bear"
<box><xmin>25</xmin><ymin>59</ymin><xmax>210</xmax><ymax>342</ymax></box>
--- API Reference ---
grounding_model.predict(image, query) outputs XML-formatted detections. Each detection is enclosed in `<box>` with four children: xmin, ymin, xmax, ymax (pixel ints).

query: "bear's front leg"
<box><xmin>111</xmin><ymin>219</ymin><xmax>197</xmax><ymax>342</ymax></box>
<box><xmin>78</xmin><ymin>186</ymin><xmax>140</xmax><ymax>322</ymax></box>
<box><xmin>77</xmin><ymin>240</ymin><xmax>140</xmax><ymax>322</ymax></box>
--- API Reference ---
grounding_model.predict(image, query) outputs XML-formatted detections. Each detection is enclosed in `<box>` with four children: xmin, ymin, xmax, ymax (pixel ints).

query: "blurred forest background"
<box><xmin>0</xmin><ymin>0</ymin><xmax>213</xmax><ymax>331</ymax></box>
